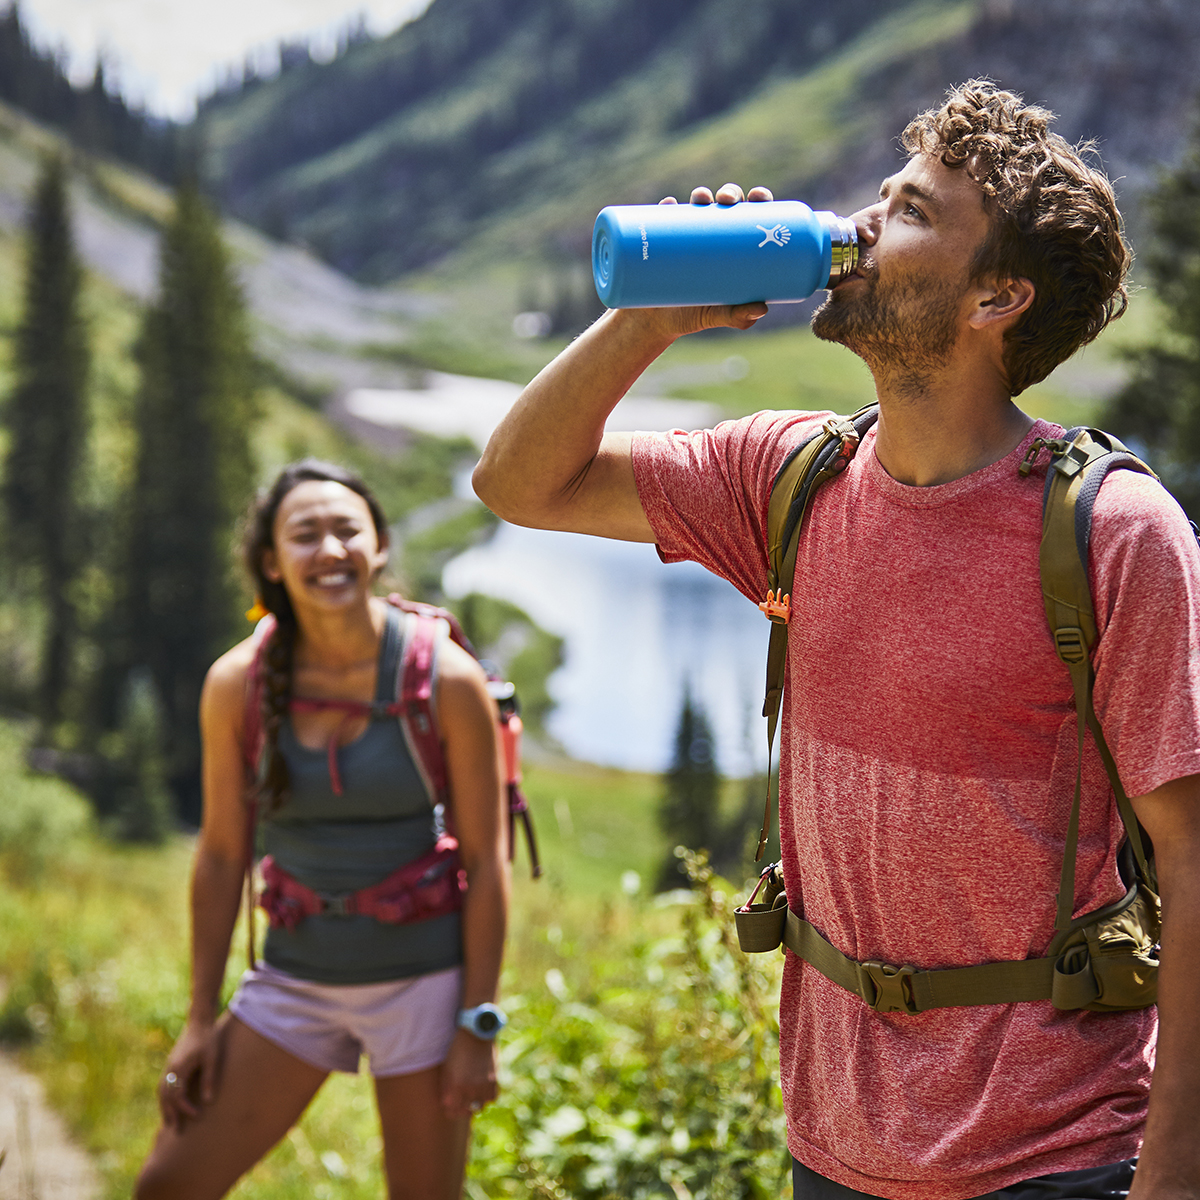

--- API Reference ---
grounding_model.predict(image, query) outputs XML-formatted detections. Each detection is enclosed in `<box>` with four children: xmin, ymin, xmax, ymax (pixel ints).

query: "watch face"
<box><xmin>477</xmin><ymin>1011</ymin><xmax>501</xmax><ymax>1034</ymax></box>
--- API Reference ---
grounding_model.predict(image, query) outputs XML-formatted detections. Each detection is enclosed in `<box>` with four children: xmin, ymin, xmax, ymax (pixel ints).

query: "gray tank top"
<box><xmin>262</xmin><ymin>607</ymin><xmax>463</xmax><ymax>985</ymax></box>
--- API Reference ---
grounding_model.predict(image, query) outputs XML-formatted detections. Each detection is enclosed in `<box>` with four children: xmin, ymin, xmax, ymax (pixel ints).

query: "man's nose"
<box><xmin>849</xmin><ymin>202</ymin><xmax>881</xmax><ymax>248</ymax></box>
<box><xmin>317</xmin><ymin>533</ymin><xmax>348</xmax><ymax>558</ymax></box>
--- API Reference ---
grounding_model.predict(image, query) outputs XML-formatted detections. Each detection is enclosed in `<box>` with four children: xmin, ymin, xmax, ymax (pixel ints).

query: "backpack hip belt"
<box><xmin>736</xmin><ymin>410</ymin><xmax>1162</xmax><ymax>1014</ymax></box>
<box><xmin>258</xmin><ymin>834</ymin><xmax>465</xmax><ymax>930</ymax></box>
<box><xmin>736</xmin><ymin>857</ymin><xmax>1158</xmax><ymax>1014</ymax></box>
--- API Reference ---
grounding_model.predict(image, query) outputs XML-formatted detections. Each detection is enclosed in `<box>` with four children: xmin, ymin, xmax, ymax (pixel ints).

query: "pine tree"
<box><xmin>2</xmin><ymin>153</ymin><xmax>89</xmax><ymax>735</ymax></box>
<box><xmin>657</xmin><ymin>689</ymin><xmax>720</xmax><ymax>890</ymax></box>
<box><xmin>119</xmin><ymin>182</ymin><xmax>258</xmax><ymax>822</ymax></box>
<box><xmin>1103</xmin><ymin>110</ymin><xmax>1200</xmax><ymax>518</ymax></box>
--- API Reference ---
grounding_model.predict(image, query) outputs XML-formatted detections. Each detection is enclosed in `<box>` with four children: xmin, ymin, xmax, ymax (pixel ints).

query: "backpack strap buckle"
<box><xmin>321</xmin><ymin>892</ymin><xmax>355</xmax><ymax>918</ymax></box>
<box><xmin>822</xmin><ymin>417</ymin><xmax>861</xmax><ymax>475</ymax></box>
<box><xmin>757</xmin><ymin>588</ymin><xmax>791</xmax><ymax>624</ymax></box>
<box><xmin>1053</xmin><ymin>626</ymin><xmax>1088</xmax><ymax>666</ymax></box>
<box><xmin>859</xmin><ymin>960</ymin><xmax>918</xmax><ymax>1013</ymax></box>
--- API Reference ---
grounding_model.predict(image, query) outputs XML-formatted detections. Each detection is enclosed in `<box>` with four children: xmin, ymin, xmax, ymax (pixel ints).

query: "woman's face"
<box><xmin>262</xmin><ymin>480</ymin><xmax>388</xmax><ymax>614</ymax></box>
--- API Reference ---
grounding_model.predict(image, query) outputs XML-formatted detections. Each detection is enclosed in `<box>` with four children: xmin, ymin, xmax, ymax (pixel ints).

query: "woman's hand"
<box><xmin>158</xmin><ymin>1016</ymin><xmax>225</xmax><ymax>1130</ymax></box>
<box><xmin>440</xmin><ymin>1029</ymin><xmax>499</xmax><ymax>1119</ymax></box>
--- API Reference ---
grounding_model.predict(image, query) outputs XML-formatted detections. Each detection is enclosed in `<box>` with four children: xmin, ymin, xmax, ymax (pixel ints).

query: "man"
<box><xmin>474</xmin><ymin>81</ymin><xmax>1200</xmax><ymax>1200</ymax></box>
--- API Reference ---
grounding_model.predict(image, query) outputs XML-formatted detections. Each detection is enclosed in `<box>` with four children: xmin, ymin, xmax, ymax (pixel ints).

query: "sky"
<box><xmin>18</xmin><ymin>0</ymin><xmax>435</xmax><ymax>119</ymax></box>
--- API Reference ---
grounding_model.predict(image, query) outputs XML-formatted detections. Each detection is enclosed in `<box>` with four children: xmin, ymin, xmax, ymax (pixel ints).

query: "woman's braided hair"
<box><xmin>242</xmin><ymin>460</ymin><xmax>389</xmax><ymax>812</ymax></box>
<box><xmin>901</xmin><ymin>79</ymin><xmax>1131</xmax><ymax>395</ymax></box>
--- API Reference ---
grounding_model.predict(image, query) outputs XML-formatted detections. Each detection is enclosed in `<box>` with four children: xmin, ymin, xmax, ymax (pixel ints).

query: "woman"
<box><xmin>136</xmin><ymin>461</ymin><xmax>509</xmax><ymax>1200</ymax></box>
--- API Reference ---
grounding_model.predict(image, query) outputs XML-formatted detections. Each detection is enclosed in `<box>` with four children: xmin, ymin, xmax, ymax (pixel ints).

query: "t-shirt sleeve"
<box><xmin>1090</xmin><ymin>469</ymin><xmax>1200</xmax><ymax>796</ymax></box>
<box><xmin>630</xmin><ymin>409</ymin><xmax>830</xmax><ymax>605</ymax></box>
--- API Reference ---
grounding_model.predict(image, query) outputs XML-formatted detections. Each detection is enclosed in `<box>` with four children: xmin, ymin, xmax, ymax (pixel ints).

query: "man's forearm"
<box><xmin>473</xmin><ymin>308</ymin><xmax>676</xmax><ymax>536</ymax></box>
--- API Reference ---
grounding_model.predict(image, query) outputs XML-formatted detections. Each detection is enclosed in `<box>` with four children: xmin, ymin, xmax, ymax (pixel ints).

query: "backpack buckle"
<box><xmin>859</xmin><ymin>961</ymin><xmax>918</xmax><ymax>1013</ymax></box>
<box><xmin>758</xmin><ymin>589</ymin><xmax>791</xmax><ymax>624</ymax></box>
<box><xmin>1053</xmin><ymin>626</ymin><xmax>1088</xmax><ymax>666</ymax></box>
<box><xmin>321</xmin><ymin>892</ymin><xmax>354</xmax><ymax>918</ymax></box>
<box><xmin>822</xmin><ymin>418</ymin><xmax>861</xmax><ymax>475</ymax></box>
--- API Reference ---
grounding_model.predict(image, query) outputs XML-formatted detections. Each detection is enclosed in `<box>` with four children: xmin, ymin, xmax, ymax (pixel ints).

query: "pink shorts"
<box><xmin>227</xmin><ymin>962</ymin><xmax>462</xmax><ymax>1077</ymax></box>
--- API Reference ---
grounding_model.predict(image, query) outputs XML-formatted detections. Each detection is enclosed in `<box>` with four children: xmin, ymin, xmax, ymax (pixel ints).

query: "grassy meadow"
<box><xmin>0</xmin><ymin>721</ymin><xmax>788</xmax><ymax>1200</ymax></box>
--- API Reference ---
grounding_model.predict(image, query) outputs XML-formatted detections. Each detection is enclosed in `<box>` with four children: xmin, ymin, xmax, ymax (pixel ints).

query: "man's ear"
<box><xmin>969</xmin><ymin>276</ymin><xmax>1035</xmax><ymax>330</ymax></box>
<box><xmin>261</xmin><ymin>548</ymin><xmax>281</xmax><ymax>583</ymax></box>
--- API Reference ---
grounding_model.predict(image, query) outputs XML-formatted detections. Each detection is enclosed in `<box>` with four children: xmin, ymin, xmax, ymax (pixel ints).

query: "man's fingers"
<box><xmin>658</xmin><ymin>196</ymin><xmax>679</xmax><ymax>205</ymax></box>
<box><xmin>689</xmin><ymin>186</ymin><xmax>715</xmax><ymax>206</ymax></box>
<box><xmin>747</xmin><ymin>186</ymin><xmax>774</xmax><ymax>202</ymax></box>
<box><xmin>715</xmin><ymin>182</ymin><xmax>745</xmax><ymax>205</ymax></box>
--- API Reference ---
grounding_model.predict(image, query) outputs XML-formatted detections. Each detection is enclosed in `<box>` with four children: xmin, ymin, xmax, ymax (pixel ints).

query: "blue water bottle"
<box><xmin>592</xmin><ymin>200</ymin><xmax>858</xmax><ymax>309</ymax></box>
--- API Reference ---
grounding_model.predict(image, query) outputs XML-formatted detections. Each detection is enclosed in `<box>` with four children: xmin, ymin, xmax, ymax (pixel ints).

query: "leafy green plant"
<box><xmin>471</xmin><ymin>851</ymin><xmax>789</xmax><ymax>1200</ymax></box>
<box><xmin>0</xmin><ymin>722</ymin><xmax>92</xmax><ymax>882</ymax></box>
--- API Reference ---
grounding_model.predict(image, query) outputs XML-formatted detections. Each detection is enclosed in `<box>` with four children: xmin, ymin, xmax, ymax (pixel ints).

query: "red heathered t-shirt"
<box><xmin>632</xmin><ymin>411</ymin><xmax>1200</xmax><ymax>1200</ymax></box>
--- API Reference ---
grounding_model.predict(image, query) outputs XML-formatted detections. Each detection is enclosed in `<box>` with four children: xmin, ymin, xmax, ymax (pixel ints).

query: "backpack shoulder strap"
<box><xmin>241</xmin><ymin>612</ymin><xmax>277</xmax><ymax>970</ymax></box>
<box><xmin>387</xmin><ymin>593</ymin><xmax>478</xmax><ymax>657</ymax></box>
<box><xmin>393</xmin><ymin>607</ymin><xmax>451</xmax><ymax>810</ymax></box>
<box><xmin>242</xmin><ymin>613</ymin><xmax>277</xmax><ymax>777</ymax></box>
<box><xmin>754</xmin><ymin>405</ymin><xmax>879</xmax><ymax>858</ymax></box>
<box><xmin>1027</xmin><ymin>427</ymin><xmax>1159</xmax><ymax>927</ymax></box>
<box><xmin>386</xmin><ymin>593</ymin><xmax>541</xmax><ymax>876</ymax></box>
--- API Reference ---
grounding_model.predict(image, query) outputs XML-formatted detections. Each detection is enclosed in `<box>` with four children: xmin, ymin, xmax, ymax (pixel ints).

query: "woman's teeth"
<box><xmin>315</xmin><ymin>571</ymin><xmax>352</xmax><ymax>586</ymax></box>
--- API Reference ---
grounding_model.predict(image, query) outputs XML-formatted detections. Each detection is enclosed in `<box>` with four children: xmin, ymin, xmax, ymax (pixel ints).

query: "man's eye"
<box><xmin>904</xmin><ymin>203</ymin><xmax>924</xmax><ymax>220</ymax></box>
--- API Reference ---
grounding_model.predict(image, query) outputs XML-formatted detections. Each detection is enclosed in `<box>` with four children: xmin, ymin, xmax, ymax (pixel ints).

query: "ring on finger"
<box><xmin>164</xmin><ymin>1072</ymin><xmax>180</xmax><ymax>1089</ymax></box>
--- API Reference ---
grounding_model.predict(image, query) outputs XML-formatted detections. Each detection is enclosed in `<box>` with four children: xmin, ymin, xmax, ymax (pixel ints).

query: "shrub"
<box><xmin>0</xmin><ymin>722</ymin><xmax>92</xmax><ymax>881</ymax></box>
<box><xmin>471</xmin><ymin>852</ymin><xmax>790</xmax><ymax>1199</ymax></box>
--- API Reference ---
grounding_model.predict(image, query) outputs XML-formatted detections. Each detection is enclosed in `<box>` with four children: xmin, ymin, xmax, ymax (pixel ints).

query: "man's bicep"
<box><xmin>508</xmin><ymin>431</ymin><xmax>657</xmax><ymax>543</ymax></box>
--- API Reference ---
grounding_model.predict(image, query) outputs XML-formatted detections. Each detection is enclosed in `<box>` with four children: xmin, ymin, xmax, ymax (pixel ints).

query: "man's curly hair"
<box><xmin>902</xmin><ymin>80</ymin><xmax>1130</xmax><ymax>395</ymax></box>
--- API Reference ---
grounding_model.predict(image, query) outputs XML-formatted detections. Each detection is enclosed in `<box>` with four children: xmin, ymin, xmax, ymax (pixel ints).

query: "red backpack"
<box><xmin>240</xmin><ymin>594</ymin><xmax>540</xmax><ymax>965</ymax></box>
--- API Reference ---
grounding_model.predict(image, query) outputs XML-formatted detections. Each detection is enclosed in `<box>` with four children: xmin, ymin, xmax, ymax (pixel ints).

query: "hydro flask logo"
<box><xmin>757</xmin><ymin>223</ymin><xmax>792</xmax><ymax>248</ymax></box>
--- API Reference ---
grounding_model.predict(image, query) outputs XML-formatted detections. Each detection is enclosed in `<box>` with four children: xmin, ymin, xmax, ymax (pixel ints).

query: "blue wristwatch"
<box><xmin>456</xmin><ymin>1003</ymin><xmax>507</xmax><ymax>1040</ymax></box>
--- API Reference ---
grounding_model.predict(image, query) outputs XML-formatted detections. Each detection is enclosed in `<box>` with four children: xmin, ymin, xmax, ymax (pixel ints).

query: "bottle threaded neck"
<box><xmin>824</xmin><ymin>216</ymin><xmax>859</xmax><ymax>288</ymax></box>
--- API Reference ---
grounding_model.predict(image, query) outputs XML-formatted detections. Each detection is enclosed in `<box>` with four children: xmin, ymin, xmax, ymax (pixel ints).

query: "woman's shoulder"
<box><xmin>202</xmin><ymin>632</ymin><xmax>265</xmax><ymax>717</ymax></box>
<box><xmin>433</xmin><ymin>634</ymin><xmax>492</xmax><ymax>723</ymax></box>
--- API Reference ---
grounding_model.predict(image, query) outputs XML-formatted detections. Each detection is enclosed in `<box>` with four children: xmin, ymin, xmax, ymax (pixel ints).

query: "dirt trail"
<box><xmin>0</xmin><ymin>1051</ymin><xmax>100</xmax><ymax>1200</ymax></box>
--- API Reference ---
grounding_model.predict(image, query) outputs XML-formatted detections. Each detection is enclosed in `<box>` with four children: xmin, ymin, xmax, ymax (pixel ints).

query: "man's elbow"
<box><xmin>472</xmin><ymin>454</ymin><xmax>553</xmax><ymax>528</ymax></box>
<box><xmin>471</xmin><ymin>455</ymin><xmax>503</xmax><ymax>513</ymax></box>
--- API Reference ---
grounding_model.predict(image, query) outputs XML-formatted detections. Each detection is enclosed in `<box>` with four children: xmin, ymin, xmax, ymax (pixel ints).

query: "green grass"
<box><xmin>0</xmin><ymin>719</ymin><xmax>785</xmax><ymax>1199</ymax></box>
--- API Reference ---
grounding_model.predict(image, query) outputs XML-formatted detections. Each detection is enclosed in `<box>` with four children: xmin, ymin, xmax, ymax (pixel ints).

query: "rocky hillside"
<box><xmin>191</xmin><ymin>0</ymin><xmax>1200</xmax><ymax>281</ymax></box>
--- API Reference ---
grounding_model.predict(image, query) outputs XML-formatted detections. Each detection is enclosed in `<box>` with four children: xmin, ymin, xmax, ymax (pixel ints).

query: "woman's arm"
<box><xmin>158</xmin><ymin>641</ymin><xmax>256</xmax><ymax>1130</ymax></box>
<box><xmin>435</xmin><ymin>639</ymin><xmax>510</xmax><ymax>1118</ymax></box>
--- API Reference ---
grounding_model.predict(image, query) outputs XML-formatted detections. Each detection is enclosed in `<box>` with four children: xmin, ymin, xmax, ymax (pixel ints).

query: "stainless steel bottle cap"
<box><xmin>823</xmin><ymin>215</ymin><xmax>859</xmax><ymax>288</ymax></box>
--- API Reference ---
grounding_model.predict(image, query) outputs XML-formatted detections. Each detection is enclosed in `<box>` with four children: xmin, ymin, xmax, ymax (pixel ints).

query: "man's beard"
<box><xmin>811</xmin><ymin>260</ymin><xmax>965</xmax><ymax>388</ymax></box>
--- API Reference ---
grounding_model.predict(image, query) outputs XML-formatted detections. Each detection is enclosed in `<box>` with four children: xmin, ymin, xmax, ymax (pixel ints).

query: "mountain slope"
<box><xmin>196</xmin><ymin>0</ymin><xmax>909</xmax><ymax>279</ymax></box>
<box><xmin>195</xmin><ymin>0</ymin><xmax>1200</xmax><ymax>283</ymax></box>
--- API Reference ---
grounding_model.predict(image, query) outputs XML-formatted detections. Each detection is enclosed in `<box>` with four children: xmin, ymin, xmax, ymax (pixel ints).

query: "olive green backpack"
<box><xmin>735</xmin><ymin>405</ymin><xmax>1161</xmax><ymax>1015</ymax></box>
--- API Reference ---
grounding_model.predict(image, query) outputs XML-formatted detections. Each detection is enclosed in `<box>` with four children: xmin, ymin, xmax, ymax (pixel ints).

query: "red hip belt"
<box><xmin>258</xmin><ymin>834</ymin><xmax>465</xmax><ymax>930</ymax></box>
